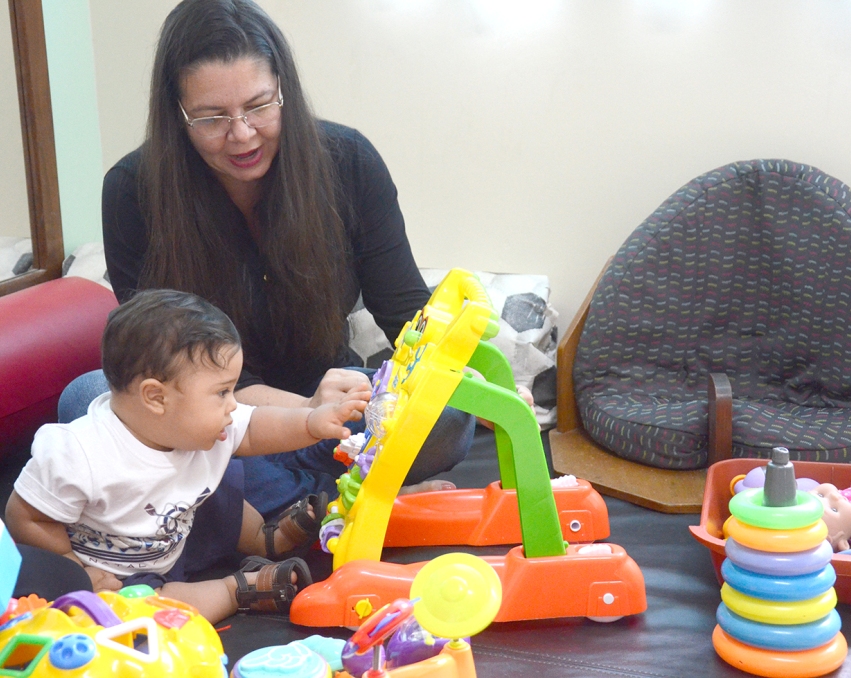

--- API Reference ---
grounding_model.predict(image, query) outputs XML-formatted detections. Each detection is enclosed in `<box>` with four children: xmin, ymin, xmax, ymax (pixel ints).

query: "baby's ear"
<box><xmin>139</xmin><ymin>378</ymin><xmax>167</xmax><ymax>414</ymax></box>
<box><xmin>836</xmin><ymin>536</ymin><xmax>850</xmax><ymax>552</ymax></box>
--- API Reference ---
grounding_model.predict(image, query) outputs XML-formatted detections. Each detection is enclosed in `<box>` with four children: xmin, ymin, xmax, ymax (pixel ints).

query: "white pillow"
<box><xmin>348</xmin><ymin>269</ymin><xmax>558</xmax><ymax>427</ymax></box>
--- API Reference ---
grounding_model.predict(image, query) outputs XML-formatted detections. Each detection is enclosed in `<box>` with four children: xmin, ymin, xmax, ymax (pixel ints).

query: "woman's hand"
<box><xmin>307</xmin><ymin>369</ymin><xmax>372</xmax><ymax>409</ymax></box>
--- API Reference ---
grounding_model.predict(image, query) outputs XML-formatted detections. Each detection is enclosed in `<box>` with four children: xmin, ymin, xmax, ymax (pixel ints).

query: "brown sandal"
<box><xmin>263</xmin><ymin>491</ymin><xmax>328</xmax><ymax>560</ymax></box>
<box><xmin>233</xmin><ymin>556</ymin><xmax>312</xmax><ymax>614</ymax></box>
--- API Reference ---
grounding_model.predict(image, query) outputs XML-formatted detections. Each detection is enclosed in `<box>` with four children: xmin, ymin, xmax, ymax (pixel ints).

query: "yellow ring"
<box><xmin>713</xmin><ymin>626</ymin><xmax>847</xmax><ymax>678</ymax></box>
<box><xmin>725</xmin><ymin>516</ymin><xmax>828</xmax><ymax>553</ymax></box>
<box><xmin>721</xmin><ymin>584</ymin><xmax>837</xmax><ymax>625</ymax></box>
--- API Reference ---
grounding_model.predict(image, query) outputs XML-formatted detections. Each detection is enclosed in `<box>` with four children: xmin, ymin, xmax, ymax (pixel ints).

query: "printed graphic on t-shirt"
<box><xmin>69</xmin><ymin>488</ymin><xmax>211</xmax><ymax>571</ymax></box>
<box><xmin>145</xmin><ymin>487</ymin><xmax>212</xmax><ymax>536</ymax></box>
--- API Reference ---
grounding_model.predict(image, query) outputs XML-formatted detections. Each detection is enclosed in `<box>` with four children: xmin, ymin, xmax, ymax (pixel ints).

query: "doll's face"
<box><xmin>810</xmin><ymin>483</ymin><xmax>851</xmax><ymax>552</ymax></box>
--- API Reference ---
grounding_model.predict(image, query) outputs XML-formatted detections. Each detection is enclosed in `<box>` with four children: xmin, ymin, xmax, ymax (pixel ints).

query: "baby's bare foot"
<box><xmin>398</xmin><ymin>480</ymin><xmax>456</xmax><ymax>495</ymax></box>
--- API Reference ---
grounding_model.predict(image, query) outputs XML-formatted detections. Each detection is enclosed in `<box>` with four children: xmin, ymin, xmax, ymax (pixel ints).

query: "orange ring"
<box><xmin>713</xmin><ymin>626</ymin><xmax>847</xmax><ymax>678</ymax></box>
<box><xmin>730</xmin><ymin>474</ymin><xmax>747</xmax><ymax>497</ymax></box>
<box><xmin>725</xmin><ymin>517</ymin><xmax>828</xmax><ymax>553</ymax></box>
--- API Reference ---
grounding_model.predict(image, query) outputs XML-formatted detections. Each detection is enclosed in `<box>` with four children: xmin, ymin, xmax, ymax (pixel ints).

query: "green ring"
<box><xmin>729</xmin><ymin>488</ymin><xmax>824</xmax><ymax>530</ymax></box>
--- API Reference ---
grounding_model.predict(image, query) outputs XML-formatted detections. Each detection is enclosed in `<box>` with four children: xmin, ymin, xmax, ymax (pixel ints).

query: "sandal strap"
<box><xmin>234</xmin><ymin>558</ymin><xmax>312</xmax><ymax>615</ymax></box>
<box><xmin>233</xmin><ymin>569</ymin><xmax>252</xmax><ymax>612</ymax></box>
<box><xmin>263</xmin><ymin>492</ymin><xmax>329</xmax><ymax>561</ymax></box>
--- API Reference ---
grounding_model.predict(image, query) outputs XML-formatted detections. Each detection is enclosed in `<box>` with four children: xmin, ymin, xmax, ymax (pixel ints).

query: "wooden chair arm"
<box><xmin>555</xmin><ymin>257</ymin><xmax>612</xmax><ymax>432</ymax></box>
<box><xmin>707</xmin><ymin>372</ymin><xmax>732</xmax><ymax>466</ymax></box>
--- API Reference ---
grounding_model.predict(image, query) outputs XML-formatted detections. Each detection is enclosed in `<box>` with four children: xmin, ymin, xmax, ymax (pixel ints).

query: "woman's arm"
<box><xmin>102</xmin><ymin>150</ymin><xmax>148</xmax><ymax>304</ymax></box>
<box><xmin>330</xmin><ymin>124</ymin><xmax>431</xmax><ymax>343</ymax></box>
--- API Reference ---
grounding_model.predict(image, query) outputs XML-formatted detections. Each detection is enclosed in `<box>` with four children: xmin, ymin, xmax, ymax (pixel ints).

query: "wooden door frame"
<box><xmin>1</xmin><ymin>0</ymin><xmax>63</xmax><ymax>297</ymax></box>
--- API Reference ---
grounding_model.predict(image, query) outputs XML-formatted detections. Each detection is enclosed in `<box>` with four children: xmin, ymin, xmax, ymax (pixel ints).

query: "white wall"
<box><xmin>43</xmin><ymin>0</ymin><xmax>103</xmax><ymax>253</ymax></box>
<box><xmin>89</xmin><ymin>0</ymin><xmax>851</xmax><ymax>328</ymax></box>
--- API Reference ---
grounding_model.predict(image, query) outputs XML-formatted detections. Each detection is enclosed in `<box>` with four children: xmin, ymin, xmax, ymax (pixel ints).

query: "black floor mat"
<box><xmin>4</xmin><ymin>428</ymin><xmax>850</xmax><ymax>677</ymax></box>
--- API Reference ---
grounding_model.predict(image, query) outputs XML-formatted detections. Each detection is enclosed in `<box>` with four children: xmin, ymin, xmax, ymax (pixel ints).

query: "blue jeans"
<box><xmin>59</xmin><ymin>369</ymin><xmax>474</xmax><ymax>520</ymax></box>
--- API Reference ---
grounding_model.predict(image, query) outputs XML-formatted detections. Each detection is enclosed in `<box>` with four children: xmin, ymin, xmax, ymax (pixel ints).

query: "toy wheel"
<box><xmin>410</xmin><ymin>553</ymin><xmax>502</xmax><ymax>639</ymax></box>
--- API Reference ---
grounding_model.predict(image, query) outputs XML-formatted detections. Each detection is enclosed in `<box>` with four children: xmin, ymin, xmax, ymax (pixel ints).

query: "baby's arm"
<box><xmin>236</xmin><ymin>382</ymin><xmax>371</xmax><ymax>456</ymax></box>
<box><xmin>5</xmin><ymin>490</ymin><xmax>122</xmax><ymax>592</ymax></box>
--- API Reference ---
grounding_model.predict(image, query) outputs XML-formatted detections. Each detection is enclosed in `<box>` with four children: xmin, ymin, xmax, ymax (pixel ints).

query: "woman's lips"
<box><xmin>229</xmin><ymin>147</ymin><xmax>262</xmax><ymax>169</ymax></box>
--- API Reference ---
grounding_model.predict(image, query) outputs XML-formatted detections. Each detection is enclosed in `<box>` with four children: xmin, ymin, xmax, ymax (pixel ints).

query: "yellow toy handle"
<box><xmin>426</xmin><ymin>270</ymin><xmax>492</xmax><ymax>321</ymax></box>
<box><xmin>331</xmin><ymin>268</ymin><xmax>500</xmax><ymax>569</ymax></box>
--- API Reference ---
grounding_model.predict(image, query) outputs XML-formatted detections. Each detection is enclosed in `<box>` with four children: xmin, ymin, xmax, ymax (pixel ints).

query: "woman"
<box><xmin>63</xmin><ymin>0</ymin><xmax>473</xmax><ymax>528</ymax></box>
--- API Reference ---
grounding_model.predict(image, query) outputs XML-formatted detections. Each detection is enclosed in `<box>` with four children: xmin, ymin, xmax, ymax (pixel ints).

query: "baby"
<box><xmin>4</xmin><ymin>289</ymin><xmax>369</xmax><ymax>623</ymax></box>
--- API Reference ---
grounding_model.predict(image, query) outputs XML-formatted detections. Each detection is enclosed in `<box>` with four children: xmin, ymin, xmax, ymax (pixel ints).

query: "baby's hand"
<box><xmin>85</xmin><ymin>566</ymin><xmax>123</xmax><ymax>592</ymax></box>
<box><xmin>307</xmin><ymin>384</ymin><xmax>371</xmax><ymax>440</ymax></box>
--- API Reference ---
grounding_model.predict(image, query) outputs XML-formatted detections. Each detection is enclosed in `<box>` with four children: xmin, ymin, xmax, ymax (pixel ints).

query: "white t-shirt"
<box><xmin>14</xmin><ymin>393</ymin><xmax>254</xmax><ymax>577</ymax></box>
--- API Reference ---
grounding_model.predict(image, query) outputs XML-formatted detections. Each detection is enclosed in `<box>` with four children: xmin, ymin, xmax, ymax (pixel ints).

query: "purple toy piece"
<box><xmin>733</xmin><ymin>466</ymin><xmax>819</xmax><ymax>494</ymax></box>
<box><xmin>320</xmin><ymin>519</ymin><xmax>343</xmax><ymax>552</ymax></box>
<box><xmin>52</xmin><ymin>591</ymin><xmax>122</xmax><ymax>628</ymax></box>
<box><xmin>384</xmin><ymin>615</ymin><xmax>461</xmax><ymax>669</ymax></box>
<box><xmin>341</xmin><ymin>638</ymin><xmax>383</xmax><ymax>676</ymax></box>
<box><xmin>372</xmin><ymin>361</ymin><xmax>391</xmax><ymax>396</ymax></box>
<box><xmin>357</xmin><ymin>446</ymin><xmax>377</xmax><ymax>478</ymax></box>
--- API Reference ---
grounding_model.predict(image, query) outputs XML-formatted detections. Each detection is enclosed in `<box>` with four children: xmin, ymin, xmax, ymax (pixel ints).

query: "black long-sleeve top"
<box><xmin>102</xmin><ymin>121</ymin><xmax>430</xmax><ymax>396</ymax></box>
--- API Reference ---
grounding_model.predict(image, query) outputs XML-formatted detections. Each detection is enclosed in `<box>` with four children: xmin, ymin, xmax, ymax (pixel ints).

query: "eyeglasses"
<box><xmin>179</xmin><ymin>80</ymin><xmax>283</xmax><ymax>138</ymax></box>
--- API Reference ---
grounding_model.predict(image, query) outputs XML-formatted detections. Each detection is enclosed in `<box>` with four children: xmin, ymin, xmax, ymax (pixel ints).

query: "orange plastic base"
<box><xmin>689</xmin><ymin>459</ymin><xmax>851</xmax><ymax>604</ymax></box>
<box><xmin>712</xmin><ymin>626</ymin><xmax>847</xmax><ymax>678</ymax></box>
<box><xmin>290</xmin><ymin>544</ymin><xmax>646</xmax><ymax>628</ymax></box>
<box><xmin>384</xmin><ymin>481</ymin><xmax>610</xmax><ymax>547</ymax></box>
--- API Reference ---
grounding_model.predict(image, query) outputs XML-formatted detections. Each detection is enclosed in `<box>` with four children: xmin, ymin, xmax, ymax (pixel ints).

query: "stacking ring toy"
<box><xmin>721</xmin><ymin>584</ymin><xmax>837</xmax><ymax>625</ymax></box>
<box><xmin>729</xmin><ymin>489</ymin><xmax>824</xmax><ymax>530</ymax></box>
<box><xmin>725</xmin><ymin>539</ymin><xmax>833</xmax><ymax>577</ymax></box>
<box><xmin>721</xmin><ymin>560</ymin><xmax>836</xmax><ymax>602</ymax></box>
<box><xmin>712</xmin><ymin>626</ymin><xmax>847</xmax><ymax>678</ymax></box>
<box><xmin>716</xmin><ymin>604</ymin><xmax>841</xmax><ymax>652</ymax></box>
<box><xmin>725</xmin><ymin>517</ymin><xmax>828</xmax><ymax>553</ymax></box>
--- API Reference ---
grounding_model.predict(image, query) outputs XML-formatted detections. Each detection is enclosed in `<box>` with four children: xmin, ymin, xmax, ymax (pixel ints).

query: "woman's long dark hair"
<box><xmin>139</xmin><ymin>0</ymin><xmax>350</xmax><ymax>368</ymax></box>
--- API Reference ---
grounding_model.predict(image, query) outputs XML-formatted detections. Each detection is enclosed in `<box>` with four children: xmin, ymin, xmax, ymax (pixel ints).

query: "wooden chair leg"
<box><xmin>708</xmin><ymin>373</ymin><xmax>732</xmax><ymax>466</ymax></box>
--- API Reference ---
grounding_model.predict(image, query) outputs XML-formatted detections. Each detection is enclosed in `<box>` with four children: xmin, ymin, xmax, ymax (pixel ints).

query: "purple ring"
<box><xmin>725</xmin><ymin>538</ymin><xmax>833</xmax><ymax>577</ymax></box>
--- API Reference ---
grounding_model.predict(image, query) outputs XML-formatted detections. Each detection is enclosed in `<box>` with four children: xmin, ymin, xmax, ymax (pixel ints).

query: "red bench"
<box><xmin>0</xmin><ymin>277</ymin><xmax>117</xmax><ymax>455</ymax></box>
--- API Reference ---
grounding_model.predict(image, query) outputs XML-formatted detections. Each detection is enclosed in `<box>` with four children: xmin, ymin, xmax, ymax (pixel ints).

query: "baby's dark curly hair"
<box><xmin>102</xmin><ymin>289</ymin><xmax>241</xmax><ymax>392</ymax></box>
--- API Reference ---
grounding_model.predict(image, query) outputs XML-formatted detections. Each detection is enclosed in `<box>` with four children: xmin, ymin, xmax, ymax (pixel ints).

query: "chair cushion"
<box><xmin>574</xmin><ymin>159</ymin><xmax>851</xmax><ymax>469</ymax></box>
